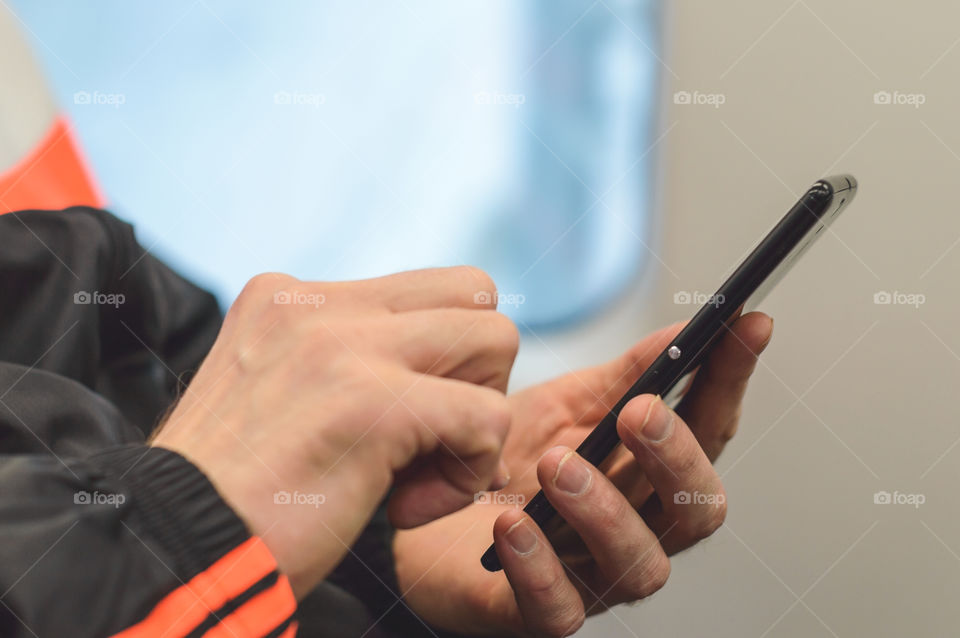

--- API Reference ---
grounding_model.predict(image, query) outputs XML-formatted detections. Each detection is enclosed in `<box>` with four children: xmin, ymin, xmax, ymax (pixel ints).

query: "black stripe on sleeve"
<box><xmin>183</xmin><ymin>570</ymin><xmax>280</xmax><ymax>638</ymax></box>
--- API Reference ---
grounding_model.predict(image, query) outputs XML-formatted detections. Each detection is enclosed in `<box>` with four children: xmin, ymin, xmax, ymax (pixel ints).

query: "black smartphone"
<box><xmin>481</xmin><ymin>174</ymin><xmax>858</xmax><ymax>572</ymax></box>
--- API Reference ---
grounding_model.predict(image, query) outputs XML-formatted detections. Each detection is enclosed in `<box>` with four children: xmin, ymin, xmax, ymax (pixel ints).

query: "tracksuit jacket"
<box><xmin>0</xmin><ymin>207</ymin><xmax>440</xmax><ymax>638</ymax></box>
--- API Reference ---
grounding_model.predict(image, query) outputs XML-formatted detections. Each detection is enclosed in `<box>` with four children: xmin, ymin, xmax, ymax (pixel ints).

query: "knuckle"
<box><xmin>480</xmin><ymin>392</ymin><xmax>512</xmax><ymax>444</ymax></box>
<box><xmin>241</xmin><ymin>272</ymin><xmax>293</xmax><ymax>300</ymax></box>
<box><xmin>624</xmin><ymin>552</ymin><xmax>671</xmax><ymax>600</ymax></box>
<box><xmin>235</xmin><ymin>273</ymin><xmax>297</xmax><ymax>319</ymax></box>
<box><xmin>672</xmin><ymin>445</ymin><xmax>703</xmax><ymax>479</ymax></box>
<box><xmin>458</xmin><ymin>266</ymin><xmax>497</xmax><ymax>304</ymax></box>
<box><xmin>679</xmin><ymin>488</ymin><xmax>727</xmax><ymax>540</ymax></box>
<box><xmin>488</xmin><ymin>312</ymin><xmax>520</xmax><ymax>359</ymax></box>
<box><xmin>536</xmin><ymin>606</ymin><xmax>585</xmax><ymax>638</ymax></box>
<box><xmin>642</xmin><ymin>554</ymin><xmax>672</xmax><ymax>597</ymax></box>
<box><xmin>492</xmin><ymin>396</ymin><xmax>512</xmax><ymax>435</ymax></box>
<box><xmin>226</xmin><ymin>273</ymin><xmax>298</xmax><ymax>330</ymax></box>
<box><xmin>523</xmin><ymin>562</ymin><xmax>568</xmax><ymax>598</ymax></box>
<box><xmin>456</xmin><ymin>389</ymin><xmax>512</xmax><ymax>460</ymax></box>
<box><xmin>718</xmin><ymin>408</ymin><xmax>743</xmax><ymax>444</ymax></box>
<box><xmin>590</xmin><ymin>487</ymin><xmax>632</xmax><ymax>532</ymax></box>
<box><xmin>700</xmin><ymin>492</ymin><xmax>728</xmax><ymax>536</ymax></box>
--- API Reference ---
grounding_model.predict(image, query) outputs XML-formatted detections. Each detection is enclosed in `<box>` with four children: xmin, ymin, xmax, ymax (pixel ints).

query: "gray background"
<box><xmin>4</xmin><ymin>1</ymin><xmax>958</xmax><ymax>635</ymax></box>
<box><xmin>514</xmin><ymin>1</ymin><xmax>960</xmax><ymax>636</ymax></box>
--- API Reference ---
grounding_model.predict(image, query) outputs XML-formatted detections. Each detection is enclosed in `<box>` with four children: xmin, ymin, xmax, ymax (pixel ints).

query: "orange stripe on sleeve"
<box><xmin>111</xmin><ymin>536</ymin><xmax>295</xmax><ymax>638</ymax></box>
<box><xmin>0</xmin><ymin>115</ymin><xmax>105</xmax><ymax>214</ymax></box>
<box><xmin>202</xmin><ymin>574</ymin><xmax>297</xmax><ymax>638</ymax></box>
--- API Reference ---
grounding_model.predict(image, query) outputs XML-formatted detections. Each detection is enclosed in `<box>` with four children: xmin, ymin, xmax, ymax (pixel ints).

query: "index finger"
<box><xmin>675</xmin><ymin>311</ymin><xmax>773</xmax><ymax>460</ymax></box>
<box><xmin>492</xmin><ymin>509</ymin><xmax>586</xmax><ymax>637</ymax></box>
<box><xmin>347</xmin><ymin>266</ymin><xmax>501</xmax><ymax>312</ymax></box>
<box><xmin>617</xmin><ymin>395</ymin><xmax>726</xmax><ymax>555</ymax></box>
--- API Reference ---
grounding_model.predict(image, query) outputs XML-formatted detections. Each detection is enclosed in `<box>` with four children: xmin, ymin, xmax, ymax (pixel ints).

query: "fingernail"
<box><xmin>553</xmin><ymin>450</ymin><xmax>593</xmax><ymax>496</ymax></box>
<box><xmin>489</xmin><ymin>460</ymin><xmax>511</xmax><ymax>491</ymax></box>
<box><xmin>641</xmin><ymin>396</ymin><xmax>674</xmax><ymax>443</ymax></box>
<box><xmin>506</xmin><ymin>519</ymin><xmax>538</xmax><ymax>555</ymax></box>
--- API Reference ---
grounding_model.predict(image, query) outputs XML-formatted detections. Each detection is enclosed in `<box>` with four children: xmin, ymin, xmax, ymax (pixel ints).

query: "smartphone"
<box><xmin>481</xmin><ymin>174</ymin><xmax>858</xmax><ymax>572</ymax></box>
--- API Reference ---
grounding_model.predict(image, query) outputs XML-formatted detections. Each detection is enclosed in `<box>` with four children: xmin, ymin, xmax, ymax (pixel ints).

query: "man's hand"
<box><xmin>394</xmin><ymin>312</ymin><xmax>773</xmax><ymax>636</ymax></box>
<box><xmin>152</xmin><ymin>267</ymin><xmax>519</xmax><ymax>598</ymax></box>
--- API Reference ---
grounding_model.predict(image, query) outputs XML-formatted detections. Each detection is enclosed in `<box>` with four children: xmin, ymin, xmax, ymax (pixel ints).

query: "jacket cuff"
<box><xmin>90</xmin><ymin>444</ymin><xmax>250</xmax><ymax>578</ymax></box>
<box><xmin>88</xmin><ymin>444</ymin><xmax>299</xmax><ymax>637</ymax></box>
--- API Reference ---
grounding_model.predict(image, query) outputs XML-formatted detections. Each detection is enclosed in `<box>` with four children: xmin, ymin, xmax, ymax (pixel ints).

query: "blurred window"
<box><xmin>13</xmin><ymin>0</ymin><xmax>662</xmax><ymax>329</ymax></box>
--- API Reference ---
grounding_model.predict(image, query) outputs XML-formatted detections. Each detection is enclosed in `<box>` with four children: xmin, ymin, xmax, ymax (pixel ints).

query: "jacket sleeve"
<box><xmin>0</xmin><ymin>207</ymin><xmax>444</xmax><ymax>638</ymax></box>
<box><xmin>0</xmin><ymin>442</ymin><xmax>298</xmax><ymax>638</ymax></box>
<box><xmin>0</xmin><ymin>208</ymin><xmax>297</xmax><ymax>637</ymax></box>
<box><xmin>0</xmin><ymin>207</ymin><xmax>223</xmax><ymax>436</ymax></box>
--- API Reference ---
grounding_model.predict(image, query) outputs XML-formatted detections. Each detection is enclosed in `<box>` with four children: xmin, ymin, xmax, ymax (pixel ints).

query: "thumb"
<box><xmin>557</xmin><ymin>322</ymin><xmax>685</xmax><ymax>423</ymax></box>
<box><xmin>387</xmin><ymin>450</ymin><xmax>508</xmax><ymax>528</ymax></box>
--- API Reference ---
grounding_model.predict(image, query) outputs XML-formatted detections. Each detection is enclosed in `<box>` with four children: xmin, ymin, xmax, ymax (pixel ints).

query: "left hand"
<box><xmin>393</xmin><ymin>312</ymin><xmax>774</xmax><ymax>637</ymax></box>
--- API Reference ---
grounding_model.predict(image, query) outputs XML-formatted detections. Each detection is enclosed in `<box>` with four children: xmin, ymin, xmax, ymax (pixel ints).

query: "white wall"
<box><xmin>0</xmin><ymin>10</ymin><xmax>56</xmax><ymax>168</ymax></box>
<box><xmin>514</xmin><ymin>1</ymin><xmax>960</xmax><ymax>635</ymax></box>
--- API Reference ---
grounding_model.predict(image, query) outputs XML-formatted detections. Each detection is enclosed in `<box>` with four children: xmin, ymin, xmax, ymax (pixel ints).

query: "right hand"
<box><xmin>151</xmin><ymin>267</ymin><xmax>518</xmax><ymax>598</ymax></box>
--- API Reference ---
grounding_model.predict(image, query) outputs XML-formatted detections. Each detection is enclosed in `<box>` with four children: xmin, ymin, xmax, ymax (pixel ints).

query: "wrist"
<box><xmin>151</xmin><ymin>438</ymin><xmax>392</xmax><ymax>598</ymax></box>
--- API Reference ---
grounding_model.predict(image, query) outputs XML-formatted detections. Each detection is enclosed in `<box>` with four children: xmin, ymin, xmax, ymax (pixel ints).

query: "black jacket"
<box><xmin>0</xmin><ymin>208</ymin><xmax>431</xmax><ymax>638</ymax></box>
